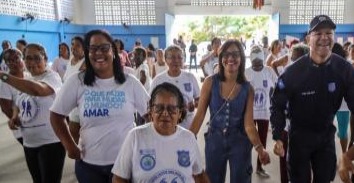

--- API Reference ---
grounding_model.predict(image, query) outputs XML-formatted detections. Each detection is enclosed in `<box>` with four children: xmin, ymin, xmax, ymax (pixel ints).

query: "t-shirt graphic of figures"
<box><xmin>21</xmin><ymin>100</ymin><xmax>33</xmax><ymax>118</ymax></box>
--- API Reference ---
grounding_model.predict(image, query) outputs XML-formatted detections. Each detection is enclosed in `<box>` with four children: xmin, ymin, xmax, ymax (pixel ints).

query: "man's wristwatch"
<box><xmin>1</xmin><ymin>73</ymin><xmax>9</xmax><ymax>82</ymax></box>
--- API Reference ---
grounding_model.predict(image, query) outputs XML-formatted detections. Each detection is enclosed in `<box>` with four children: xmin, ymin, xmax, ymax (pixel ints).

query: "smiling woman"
<box><xmin>50</xmin><ymin>29</ymin><xmax>150</xmax><ymax>183</ymax></box>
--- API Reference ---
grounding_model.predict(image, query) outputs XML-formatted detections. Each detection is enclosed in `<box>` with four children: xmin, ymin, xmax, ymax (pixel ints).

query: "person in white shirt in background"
<box><xmin>245</xmin><ymin>45</ymin><xmax>277</xmax><ymax>178</ymax></box>
<box><xmin>200</xmin><ymin>37</ymin><xmax>221</xmax><ymax>78</ymax></box>
<box><xmin>62</xmin><ymin>36</ymin><xmax>86</xmax><ymax>144</ymax></box>
<box><xmin>0</xmin><ymin>48</ymin><xmax>28</xmax><ymax>145</ymax></box>
<box><xmin>146</xmin><ymin>43</ymin><xmax>156</xmax><ymax>77</ymax></box>
<box><xmin>133</xmin><ymin>47</ymin><xmax>151</xmax><ymax>92</ymax></box>
<box><xmin>265</xmin><ymin>40</ymin><xmax>282</xmax><ymax>76</ymax></box>
<box><xmin>0</xmin><ymin>40</ymin><xmax>11</xmax><ymax>72</ymax></box>
<box><xmin>133</xmin><ymin>47</ymin><xmax>152</xmax><ymax>126</ymax></box>
<box><xmin>16</xmin><ymin>39</ymin><xmax>27</xmax><ymax>55</ymax></box>
<box><xmin>152</xmin><ymin>49</ymin><xmax>168</xmax><ymax>78</ymax></box>
<box><xmin>50</xmin><ymin>30</ymin><xmax>149</xmax><ymax>183</ymax></box>
<box><xmin>150</xmin><ymin>45</ymin><xmax>200</xmax><ymax>129</ymax></box>
<box><xmin>51</xmin><ymin>43</ymin><xmax>70</xmax><ymax>81</ymax></box>
<box><xmin>112</xmin><ymin>82</ymin><xmax>209</xmax><ymax>183</ymax></box>
<box><xmin>280</xmin><ymin>39</ymin><xmax>289</xmax><ymax>57</ymax></box>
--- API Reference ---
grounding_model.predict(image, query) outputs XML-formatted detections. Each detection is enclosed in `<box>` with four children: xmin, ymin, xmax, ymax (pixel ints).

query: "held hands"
<box><xmin>67</xmin><ymin>144</ymin><xmax>82</xmax><ymax>160</ymax></box>
<box><xmin>256</xmin><ymin>146</ymin><xmax>271</xmax><ymax>165</ymax></box>
<box><xmin>273</xmin><ymin>140</ymin><xmax>285</xmax><ymax>157</ymax></box>
<box><xmin>8</xmin><ymin>116</ymin><xmax>20</xmax><ymax>130</ymax></box>
<box><xmin>339</xmin><ymin>153</ymin><xmax>354</xmax><ymax>183</ymax></box>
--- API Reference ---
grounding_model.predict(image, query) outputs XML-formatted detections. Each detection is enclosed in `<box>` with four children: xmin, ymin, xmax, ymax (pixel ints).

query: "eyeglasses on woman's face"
<box><xmin>88</xmin><ymin>43</ymin><xmax>111</xmax><ymax>53</ymax></box>
<box><xmin>151</xmin><ymin>104</ymin><xmax>180</xmax><ymax>116</ymax></box>
<box><xmin>221</xmin><ymin>51</ymin><xmax>241</xmax><ymax>59</ymax></box>
<box><xmin>25</xmin><ymin>54</ymin><xmax>44</xmax><ymax>63</ymax></box>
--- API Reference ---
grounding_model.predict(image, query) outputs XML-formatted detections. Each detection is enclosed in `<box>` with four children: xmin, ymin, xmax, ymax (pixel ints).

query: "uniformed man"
<box><xmin>270</xmin><ymin>15</ymin><xmax>354</xmax><ymax>183</ymax></box>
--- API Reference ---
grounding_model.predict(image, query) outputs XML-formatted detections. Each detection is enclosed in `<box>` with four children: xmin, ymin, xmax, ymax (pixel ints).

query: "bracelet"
<box><xmin>254</xmin><ymin>144</ymin><xmax>263</xmax><ymax>151</ymax></box>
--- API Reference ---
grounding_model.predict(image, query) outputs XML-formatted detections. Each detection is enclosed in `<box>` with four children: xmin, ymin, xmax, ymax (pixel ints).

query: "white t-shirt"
<box><xmin>112</xmin><ymin>123</ymin><xmax>203</xmax><ymax>183</ymax></box>
<box><xmin>63</xmin><ymin>58</ymin><xmax>85</xmax><ymax>82</ymax></box>
<box><xmin>202</xmin><ymin>53</ymin><xmax>218</xmax><ymax>76</ymax></box>
<box><xmin>0</xmin><ymin>79</ymin><xmax>24</xmax><ymax>138</ymax></box>
<box><xmin>150</xmin><ymin>71</ymin><xmax>200</xmax><ymax>129</ymax></box>
<box><xmin>50</xmin><ymin>73</ymin><xmax>150</xmax><ymax>165</ymax></box>
<box><xmin>124</xmin><ymin>66</ymin><xmax>136</xmax><ymax>76</ymax></box>
<box><xmin>15</xmin><ymin>70</ymin><xmax>62</xmax><ymax>147</ymax></box>
<box><xmin>51</xmin><ymin>57</ymin><xmax>70</xmax><ymax>80</ymax></box>
<box><xmin>245</xmin><ymin>66</ymin><xmax>277</xmax><ymax>120</ymax></box>
<box><xmin>135</xmin><ymin>62</ymin><xmax>152</xmax><ymax>91</ymax></box>
<box><xmin>154</xmin><ymin>62</ymin><xmax>168</xmax><ymax>76</ymax></box>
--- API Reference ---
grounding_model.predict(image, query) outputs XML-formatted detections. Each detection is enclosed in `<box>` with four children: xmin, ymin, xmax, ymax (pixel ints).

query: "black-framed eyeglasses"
<box><xmin>222</xmin><ymin>51</ymin><xmax>241</xmax><ymax>59</ymax></box>
<box><xmin>89</xmin><ymin>44</ymin><xmax>111</xmax><ymax>53</ymax></box>
<box><xmin>152</xmin><ymin>104</ymin><xmax>180</xmax><ymax>115</ymax></box>
<box><xmin>25</xmin><ymin>54</ymin><xmax>44</xmax><ymax>63</ymax></box>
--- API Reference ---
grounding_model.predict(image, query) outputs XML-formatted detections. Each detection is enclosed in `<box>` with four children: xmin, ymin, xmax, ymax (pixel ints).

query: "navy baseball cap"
<box><xmin>308</xmin><ymin>15</ymin><xmax>336</xmax><ymax>33</ymax></box>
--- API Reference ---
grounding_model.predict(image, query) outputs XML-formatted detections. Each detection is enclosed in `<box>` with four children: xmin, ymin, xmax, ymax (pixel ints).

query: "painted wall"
<box><xmin>279</xmin><ymin>24</ymin><xmax>354</xmax><ymax>43</ymax></box>
<box><xmin>272</xmin><ymin>0</ymin><xmax>354</xmax><ymax>24</ymax></box>
<box><xmin>0</xmin><ymin>14</ymin><xmax>166</xmax><ymax>63</ymax></box>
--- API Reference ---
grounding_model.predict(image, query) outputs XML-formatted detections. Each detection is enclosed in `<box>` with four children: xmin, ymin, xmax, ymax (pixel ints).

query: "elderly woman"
<box><xmin>0</xmin><ymin>48</ymin><xmax>26</xmax><ymax>144</ymax></box>
<box><xmin>190</xmin><ymin>39</ymin><xmax>270</xmax><ymax>183</ymax></box>
<box><xmin>0</xmin><ymin>44</ymin><xmax>65</xmax><ymax>183</ymax></box>
<box><xmin>150</xmin><ymin>45</ymin><xmax>200</xmax><ymax>129</ymax></box>
<box><xmin>112</xmin><ymin>82</ymin><xmax>209</xmax><ymax>183</ymax></box>
<box><xmin>50</xmin><ymin>29</ymin><xmax>149</xmax><ymax>183</ymax></box>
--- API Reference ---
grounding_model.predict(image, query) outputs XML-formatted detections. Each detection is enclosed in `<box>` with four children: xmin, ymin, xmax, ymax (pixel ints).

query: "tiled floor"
<box><xmin>0</xmin><ymin>69</ymin><xmax>344</xmax><ymax>183</ymax></box>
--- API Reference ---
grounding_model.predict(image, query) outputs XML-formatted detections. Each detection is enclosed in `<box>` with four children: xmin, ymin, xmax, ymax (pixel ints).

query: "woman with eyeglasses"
<box><xmin>0</xmin><ymin>48</ymin><xmax>28</xmax><ymax>145</ymax></box>
<box><xmin>0</xmin><ymin>44</ymin><xmax>65</xmax><ymax>183</ymax></box>
<box><xmin>50</xmin><ymin>29</ymin><xmax>149</xmax><ymax>183</ymax></box>
<box><xmin>112</xmin><ymin>82</ymin><xmax>209</xmax><ymax>183</ymax></box>
<box><xmin>190</xmin><ymin>39</ymin><xmax>270</xmax><ymax>183</ymax></box>
<box><xmin>150</xmin><ymin>45</ymin><xmax>200</xmax><ymax>129</ymax></box>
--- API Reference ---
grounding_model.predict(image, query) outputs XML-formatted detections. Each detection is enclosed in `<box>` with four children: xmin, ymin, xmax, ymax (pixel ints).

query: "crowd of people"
<box><xmin>0</xmin><ymin>14</ymin><xmax>354</xmax><ymax>183</ymax></box>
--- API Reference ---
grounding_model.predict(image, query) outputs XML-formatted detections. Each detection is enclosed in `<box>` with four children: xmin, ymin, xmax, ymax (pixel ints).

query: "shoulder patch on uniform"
<box><xmin>277</xmin><ymin>79</ymin><xmax>285</xmax><ymax>90</ymax></box>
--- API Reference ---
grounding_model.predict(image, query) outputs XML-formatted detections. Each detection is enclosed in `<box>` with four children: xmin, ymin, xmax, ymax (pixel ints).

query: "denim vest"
<box><xmin>209</xmin><ymin>74</ymin><xmax>250</xmax><ymax>133</ymax></box>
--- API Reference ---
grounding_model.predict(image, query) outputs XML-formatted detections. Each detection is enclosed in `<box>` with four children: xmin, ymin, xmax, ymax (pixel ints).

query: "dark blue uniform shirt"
<box><xmin>270</xmin><ymin>53</ymin><xmax>354</xmax><ymax>140</ymax></box>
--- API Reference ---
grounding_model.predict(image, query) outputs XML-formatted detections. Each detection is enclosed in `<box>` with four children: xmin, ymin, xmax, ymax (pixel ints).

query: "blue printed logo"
<box><xmin>149</xmin><ymin>169</ymin><xmax>186</xmax><ymax>183</ymax></box>
<box><xmin>140</xmin><ymin>154</ymin><xmax>156</xmax><ymax>171</ymax></box>
<box><xmin>18</xmin><ymin>94</ymin><xmax>38</xmax><ymax>123</ymax></box>
<box><xmin>177</xmin><ymin>151</ymin><xmax>190</xmax><ymax>167</ymax></box>
<box><xmin>328</xmin><ymin>82</ymin><xmax>336</xmax><ymax>93</ymax></box>
<box><xmin>254</xmin><ymin>89</ymin><xmax>266</xmax><ymax>109</ymax></box>
<box><xmin>263</xmin><ymin>80</ymin><xmax>268</xmax><ymax>88</ymax></box>
<box><xmin>183</xmin><ymin>83</ymin><xmax>191</xmax><ymax>92</ymax></box>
